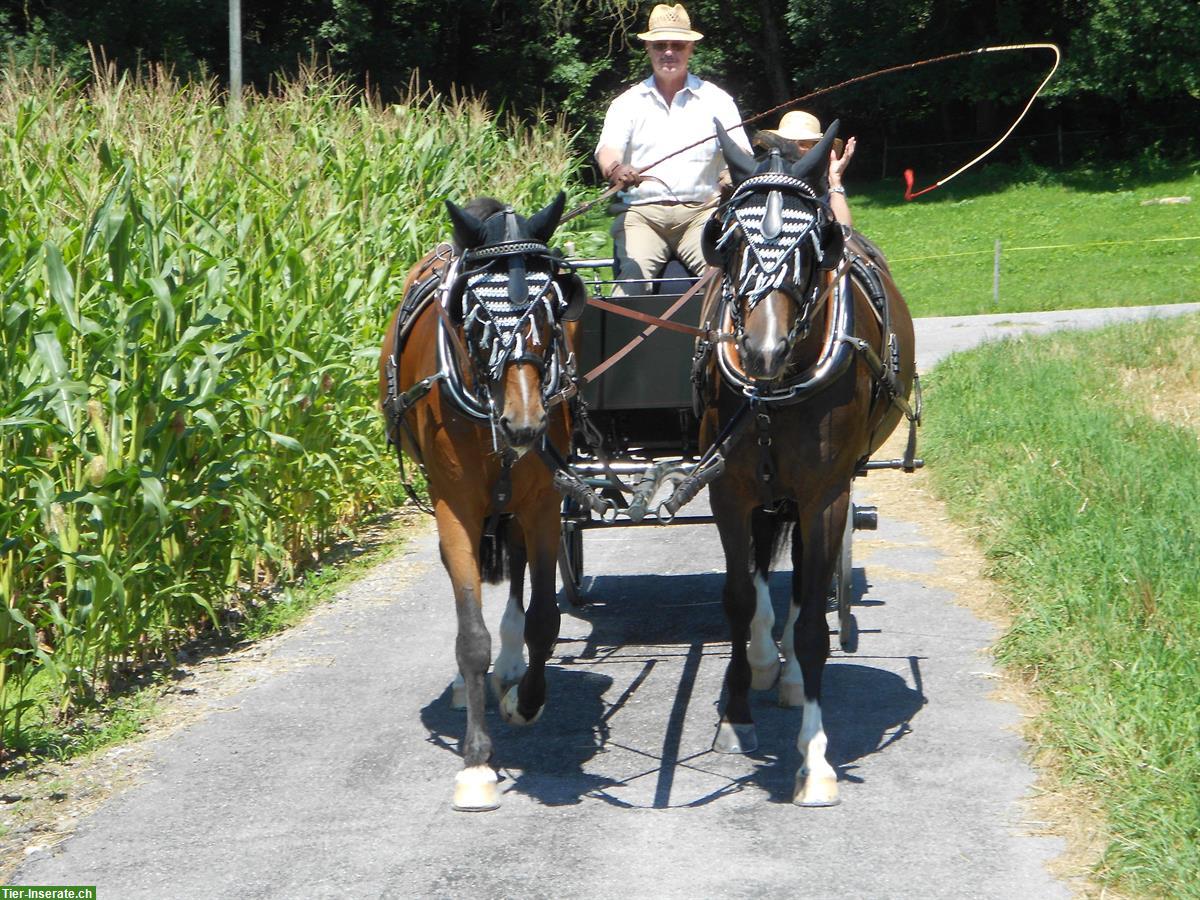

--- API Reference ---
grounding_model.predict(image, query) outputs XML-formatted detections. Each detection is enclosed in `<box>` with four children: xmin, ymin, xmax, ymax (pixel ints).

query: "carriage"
<box><xmin>381</xmin><ymin>124</ymin><xmax>922</xmax><ymax>808</ymax></box>
<box><xmin>556</xmin><ymin>252</ymin><xmax>922</xmax><ymax>652</ymax></box>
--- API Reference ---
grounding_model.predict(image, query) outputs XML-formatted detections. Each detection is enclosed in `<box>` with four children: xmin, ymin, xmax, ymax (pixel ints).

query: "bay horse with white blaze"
<box><xmin>379</xmin><ymin>193</ymin><xmax>585</xmax><ymax>811</ymax></box>
<box><xmin>695</xmin><ymin>121</ymin><xmax>918</xmax><ymax>806</ymax></box>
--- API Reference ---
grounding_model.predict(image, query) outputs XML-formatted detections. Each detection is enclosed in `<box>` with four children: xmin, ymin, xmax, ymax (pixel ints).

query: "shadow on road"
<box><xmin>419</xmin><ymin>570</ymin><xmax>925</xmax><ymax>808</ymax></box>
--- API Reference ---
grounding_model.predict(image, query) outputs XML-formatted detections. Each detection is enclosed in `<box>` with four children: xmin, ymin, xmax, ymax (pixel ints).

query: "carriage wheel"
<box><xmin>835</xmin><ymin>497</ymin><xmax>858</xmax><ymax>653</ymax></box>
<box><xmin>558</xmin><ymin>518</ymin><xmax>586</xmax><ymax>607</ymax></box>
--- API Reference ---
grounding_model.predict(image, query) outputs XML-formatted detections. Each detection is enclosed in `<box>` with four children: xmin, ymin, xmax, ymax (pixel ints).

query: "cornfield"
<box><xmin>0</xmin><ymin>63</ymin><xmax>594</xmax><ymax>746</ymax></box>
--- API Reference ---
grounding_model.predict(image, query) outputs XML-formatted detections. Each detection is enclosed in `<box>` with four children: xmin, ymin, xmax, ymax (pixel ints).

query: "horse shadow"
<box><xmin>419</xmin><ymin>567</ymin><xmax>926</xmax><ymax>808</ymax></box>
<box><xmin>419</xmin><ymin>667</ymin><xmax>621</xmax><ymax>807</ymax></box>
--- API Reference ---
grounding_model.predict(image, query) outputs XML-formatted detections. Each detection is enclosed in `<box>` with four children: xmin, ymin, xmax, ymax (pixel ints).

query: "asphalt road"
<box><xmin>14</xmin><ymin>303</ymin><xmax>1199</xmax><ymax>898</ymax></box>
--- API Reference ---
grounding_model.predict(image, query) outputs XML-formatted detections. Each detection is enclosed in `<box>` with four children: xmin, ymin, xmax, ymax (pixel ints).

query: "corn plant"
<box><xmin>0</xmin><ymin>62</ymin><xmax>594</xmax><ymax>747</ymax></box>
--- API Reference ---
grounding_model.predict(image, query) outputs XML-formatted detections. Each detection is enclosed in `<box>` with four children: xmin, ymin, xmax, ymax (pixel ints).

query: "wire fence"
<box><xmin>890</xmin><ymin>233</ymin><xmax>1200</xmax><ymax>263</ymax></box>
<box><xmin>884</xmin><ymin>230</ymin><xmax>1199</xmax><ymax>310</ymax></box>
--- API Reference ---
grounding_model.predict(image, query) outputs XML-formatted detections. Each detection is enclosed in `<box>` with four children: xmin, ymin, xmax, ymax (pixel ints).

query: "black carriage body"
<box><xmin>572</xmin><ymin>258</ymin><xmax>702</xmax><ymax>456</ymax></box>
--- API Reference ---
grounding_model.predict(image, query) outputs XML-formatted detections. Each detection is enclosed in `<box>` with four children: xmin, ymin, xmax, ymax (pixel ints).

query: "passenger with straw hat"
<box><xmin>595</xmin><ymin>3</ymin><xmax>750</xmax><ymax>294</ymax></box>
<box><xmin>760</xmin><ymin>110</ymin><xmax>858</xmax><ymax>227</ymax></box>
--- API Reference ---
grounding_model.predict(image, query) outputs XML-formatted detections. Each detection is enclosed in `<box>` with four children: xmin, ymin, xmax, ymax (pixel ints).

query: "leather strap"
<box><xmin>585</xmin><ymin>296</ymin><xmax>710</xmax><ymax>337</ymax></box>
<box><xmin>582</xmin><ymin>267</ymin><xmax>718</xmax><ymax>384</ymax></box>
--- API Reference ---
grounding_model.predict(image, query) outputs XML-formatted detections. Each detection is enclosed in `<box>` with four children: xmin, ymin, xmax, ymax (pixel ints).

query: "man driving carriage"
<box><xmin>594</xmin><ymin>3</ymin><xmax>750</xmax><ymax>295</ymax></box>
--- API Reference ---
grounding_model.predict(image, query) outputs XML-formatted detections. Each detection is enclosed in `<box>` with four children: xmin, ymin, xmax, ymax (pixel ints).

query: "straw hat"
<box><xmin>765</xmin><ymin>111</ymin><xmax>823</xmax><ymax>142</ymax></box>
<box><xmin>638</xmin><ymin>4</ymin><xmax>704</xmax><ymax>42</ymax></box>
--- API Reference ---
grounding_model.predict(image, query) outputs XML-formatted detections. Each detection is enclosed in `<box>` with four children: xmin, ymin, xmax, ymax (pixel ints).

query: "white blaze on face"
<box><xmin>760</xmin><ymin>293</ymin><xmax>787</xmax><ymax>352</ymax></box>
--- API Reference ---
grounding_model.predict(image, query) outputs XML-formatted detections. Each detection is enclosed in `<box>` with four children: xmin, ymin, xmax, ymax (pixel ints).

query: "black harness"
<box><xmin>383</xmin><ymin>230</ymin><xmax>585</xmax><ymax>518</ymax></box>
<box><xmin>694</xmin><ymin>178</ymin><xmax>921</xmax><ymax>508</ymax></box>
<box><xmin>706</xmin><ymin>173</ymin><xmax>832</xmax><ymax>331</ymax></box>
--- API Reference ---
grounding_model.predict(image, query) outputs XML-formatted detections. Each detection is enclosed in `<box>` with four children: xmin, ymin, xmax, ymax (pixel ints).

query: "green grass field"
<box><xmin>922</xmin><ymin>313</ymin><xmax>1200</xmax><ymax>896</ymax></box>
<box><xmin>851</xmin><ymin>162</ymin><xmax>1200</xmax><ymax>316</ymax></box>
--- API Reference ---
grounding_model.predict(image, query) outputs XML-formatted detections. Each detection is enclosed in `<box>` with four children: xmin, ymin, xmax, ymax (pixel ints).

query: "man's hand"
<box><xmin>828</xmin><ymin>136</ymin><xmax>856</xmax><ymax>189</ymax></box>
<box><xmin>606</xmin><ymin>163</ymin><xmax>643</xmax><ymax>190</ymax></box>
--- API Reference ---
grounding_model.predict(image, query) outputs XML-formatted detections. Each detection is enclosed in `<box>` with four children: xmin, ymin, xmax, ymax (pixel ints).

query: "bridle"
<box><xmin>708</xmin><ymin>170</ymin><xmax>840</xmax><ymax>359</ymax></box>
<box><xmin>437</xmin><ymin>227</ymin><xmax>578</xmax><ymax>446</ymax></box>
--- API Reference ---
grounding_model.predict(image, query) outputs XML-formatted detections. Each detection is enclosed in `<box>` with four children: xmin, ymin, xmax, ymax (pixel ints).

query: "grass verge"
<box><xmin>922</xmin><ymin>312</ymin><xmax>1200</xmax><ymax>896</ymax></box>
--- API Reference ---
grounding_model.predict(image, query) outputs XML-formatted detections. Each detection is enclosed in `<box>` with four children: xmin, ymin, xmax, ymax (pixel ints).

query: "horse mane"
<box><xmin>750</xmin><ymin>129</ymin><xmax>845</xmax><ymax>167</ymax></box>
<box><xmin>463</xmin><ymin>197</ymin><xmax>505</xmax><ymax>220</ymax></box>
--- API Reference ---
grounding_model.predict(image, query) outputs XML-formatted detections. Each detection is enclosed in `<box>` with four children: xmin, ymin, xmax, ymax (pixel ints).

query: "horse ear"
<box><xmin>715</xmin><ymin>119</ymin><xmax>756</xmax><ymax>185</ymax></box>
<box><xmin>527</xmin><ymin>191</ymin><xmax>566</xmax><ymax>243</ymax></box>
<box><xmin>446</xmin><ymin>199</ymin><xmax>487</xmax><ymax>250</ymax></box>
<box><xmin>791</xmin><ymin>119</ymin><xmax>840</xmax><ymax>185</ymax></box>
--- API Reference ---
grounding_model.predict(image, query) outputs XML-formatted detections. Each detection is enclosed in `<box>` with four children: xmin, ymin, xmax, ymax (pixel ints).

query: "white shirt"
<box><xmin>597</xmin><ymin>73</ymin><xmax>751</xmax><ymax>205</ymax></box>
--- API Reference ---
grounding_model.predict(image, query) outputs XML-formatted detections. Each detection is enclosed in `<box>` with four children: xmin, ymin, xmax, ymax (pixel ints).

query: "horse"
<box><xmin>694</xmin><ymin>120</ymin><xmax>918</xmax><ymax>806</ymax></box>
<box><xmin>379</xmin><ymin>192</ymin><xmax>585</xmax><ymax>811</ymax></box>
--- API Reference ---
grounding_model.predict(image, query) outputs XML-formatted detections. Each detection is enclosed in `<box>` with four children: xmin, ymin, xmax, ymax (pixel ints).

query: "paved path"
<box><xmin>915</xmin><ymin>302</ymin><xmax>1200</xmax><ymax>371</ymax></box>
<box><xmin>14</xmin><ymin>304</ymin><xmax>1199</xmax><ymax>898</ymax></box>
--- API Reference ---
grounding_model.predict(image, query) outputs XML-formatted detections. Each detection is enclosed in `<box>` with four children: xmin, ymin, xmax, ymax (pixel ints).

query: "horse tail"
<box><xmin>750</xmin><ymin>503</ymin><xmax>796</xmax><ymax>575</ymax></box>
<box><xmin>479</xmin><ymin>515</ymin><xmax>511</xmax><ymax>584</ymax></box>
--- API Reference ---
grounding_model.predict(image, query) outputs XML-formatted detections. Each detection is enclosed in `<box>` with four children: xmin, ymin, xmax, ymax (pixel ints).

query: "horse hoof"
<box><xmin>713</xmin><ymin>720</ymin><xmax>758</xmax><ymax>754</ymax></box>
<box><xmin>778</xmin><ymin>679</ymin><xmax>806</xmax><ymax>708</ymax></box>
<box><xmin>793</xmin><ymin>772</ymin><xmax>840</xmax><ymax>807</ymax></box>
<box><xmin>453</xmin><ymin>766</ymin><xmax>500</xmax><ymax>811</ymax></box>
<box><xmin>500</xmin><ymin>685</ymin><xmax>543</xmax><ymax>726</ymax></box>
<box><xmin>450</xmin><ymin>680</ymin><xmax>468</xmax><ymax>711</ymax></box>
<box><xmin>489</xmin><ymin>669</ymin><xmax>524</xmax><ymax>702</ymax></box>
<box><xmin>750</xmin><ymin>659</ymin><xmax>781</xmax><ymax>691</ymax></box>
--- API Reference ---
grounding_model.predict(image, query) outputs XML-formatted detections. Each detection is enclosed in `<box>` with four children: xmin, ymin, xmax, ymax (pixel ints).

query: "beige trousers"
<box><xmin>610</xmin><ymin>197</ymin><xmax>718</xmax><ymax>296</ymax></box>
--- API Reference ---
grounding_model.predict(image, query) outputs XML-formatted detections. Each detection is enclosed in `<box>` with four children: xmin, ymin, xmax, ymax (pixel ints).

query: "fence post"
<box><xmin>993</xmin><ymin>240</ymin><xmax>1001</xmax><ymax>306</ymax></box>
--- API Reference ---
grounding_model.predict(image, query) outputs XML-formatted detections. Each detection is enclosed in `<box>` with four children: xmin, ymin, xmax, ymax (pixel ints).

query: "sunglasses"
<box><xmin>648</xmin><ymin>41</ymin><xmax>690</xmax><ymax>52</ymax></box>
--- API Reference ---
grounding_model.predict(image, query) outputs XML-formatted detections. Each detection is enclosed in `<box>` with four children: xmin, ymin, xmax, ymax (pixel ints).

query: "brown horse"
<box><xmin>379</xmin><ymin>193</ymin><xmax>584</xmax><ymax>811</ymax></box>
<box><xmin>695</xmin><ymin>122</ymin><xmax>917</xmax><ymax>806</ymax></box>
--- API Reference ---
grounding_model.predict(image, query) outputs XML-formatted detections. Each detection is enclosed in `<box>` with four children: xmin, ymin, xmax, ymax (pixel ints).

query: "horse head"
<box><xmin>444</xmin><ymin>192</ymin><xmax>585</xmax><ymax>453</ymax></box>
<box><xmin>704</xmin><ymin>120</ymin><xmax>845</xmax><ymax>381</ymax></box>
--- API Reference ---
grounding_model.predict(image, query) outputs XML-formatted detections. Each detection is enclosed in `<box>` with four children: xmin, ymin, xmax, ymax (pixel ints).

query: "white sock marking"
<box><xmin>492</xmin><ymin>592</ymin><xmax>526</xmax><ymax>686</ymax></box>
<box><xmin>798</xmin><ymin>700</ymin><xmax>836</xmax><ymax>783</ymax></box>
<box><xmin>748</xmin><ymin>574</ymin><xmax>779</xmax><ymax>672</ymax></box>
